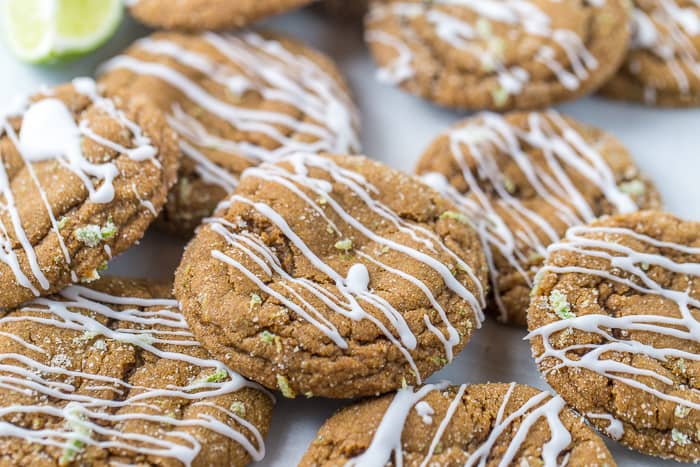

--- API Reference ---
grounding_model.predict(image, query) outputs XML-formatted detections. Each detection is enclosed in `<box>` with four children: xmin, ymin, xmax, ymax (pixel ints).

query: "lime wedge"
<box><xmin>2</xmin><ymin>0</ymin><xmax>123</xmax><ymax>64</ymax></box>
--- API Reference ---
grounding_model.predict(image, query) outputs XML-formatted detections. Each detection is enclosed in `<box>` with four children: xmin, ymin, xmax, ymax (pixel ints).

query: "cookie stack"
<box><xmin>0</xmin><ymin>0</ymin><xmax>698</xmax><ymax>465</ymax></box>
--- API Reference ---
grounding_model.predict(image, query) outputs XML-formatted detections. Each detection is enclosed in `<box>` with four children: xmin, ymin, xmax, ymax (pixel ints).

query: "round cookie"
<box><xmin>175</xmin><ymin>153</ymin><xmax>488</xmax><ymax>399</ymax></box>
<box><xmin>299</xmin><ymin>382</ymin><xmax>616</xmax><ymax>466</ymax></box>
<box><xmin>600</xmin><ymin>0</ymin><xmax>700</xmax><ymax>106</ymax></box>
<box><xmin>99</xmin><ymin>31</ymin><xmax>360</xmax><ymax>236</ymax></box>
<box><xmin>127</xmin><ymin>0</ymin><xmax>315</xmax><ymax>31</ymax></box>
<box><xmin>0</xmin><ymin>276</ymin><xmax>272</xmax><ymax>466</ymax></box>
<box><xmin>364</xmin><ymin>0</ymin><xmax>631</xmax><ymax>111</ymax></box>
<box><xmin>0</xmin><ymin>78</ymin><xmax>178</xmax><ymax>310</ymax></box>
<box><xmin>527</xmin><ymin>211</ymin><xmax>700</xmax><ymax>462</ymax></box>
<box><xmin>416</xmin><ymin>110</ymin><xmax>661</xmax><ymax>326</ymax></box>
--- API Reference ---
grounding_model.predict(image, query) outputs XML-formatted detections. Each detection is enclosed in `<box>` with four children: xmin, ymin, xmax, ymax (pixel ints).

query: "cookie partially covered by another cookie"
<box><xmin>0</xmin><ymin>277</ymin><xmax>272</xmax><ymax>466</ymax></box>
<box><xmin>0</xmin><ymin>79</ymin><xmax>178</xmax><ymax>309</ymax></box>
<box><xmin>99</xmin><ymin>31</ymin><xmax>360</xmax><ymax>236</ymax></box>
<box><xmin>300</xmin><ymin>382</ymin><xmax>616</xmax><ymax>466</ymax></box>
<box><xmin>128</xmin><ymin>0</ymin><xmax>315</xmax><ymax>31</ymax></box>
<box><xmin>601</xmin><ymin>0</ymin><xmax>700</xmax><ymax>106</ymax></box>
<box><xmin>416</xmin><ymin>110</ymin><xmax>661</xmax><ymax>326</ymax></box>
<box><xmin>528</xmin><ymin>211</ymin><xmax>700</xmax><ymax>462</ymax></box>
<box><xmin>365</xmin><ymin>0</ymin><xmax>631</xmax><ymax>111</ymax></box>
<box><xmin>175</xmin><ymin>153</ymin><xmax>488</xmax><ymax>399</ymax></box>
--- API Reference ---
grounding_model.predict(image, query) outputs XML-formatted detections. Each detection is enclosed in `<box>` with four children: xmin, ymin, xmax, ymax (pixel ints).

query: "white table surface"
<box><xmin>0</xmin><ymin>6</ymin><xmax>698</xmax><ymax>466</ymax></box>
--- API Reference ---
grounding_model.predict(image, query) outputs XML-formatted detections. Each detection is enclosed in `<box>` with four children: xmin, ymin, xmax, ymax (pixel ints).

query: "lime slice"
<box><xmin>2</xmin><ymin>0</ymin><xmax>123</xmax><ymax>64</ymax></box>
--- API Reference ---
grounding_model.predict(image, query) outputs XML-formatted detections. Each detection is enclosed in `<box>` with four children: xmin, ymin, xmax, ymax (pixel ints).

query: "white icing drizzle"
<box><xmin>587</xmin><ymin>412</ymin><xmax>624</xmax><ymax>440</ymax></box>
<box><xmin>629</xmin><ymin>0</ymin><xmax>700</xmax><ymax>101</ymax></box>
<box><xmin>206</xmin><ymin>153</ymin><xmax>486</xmax><ymax>383</ymax></box>
<box><xmin>420</xmin><ymin>111</ymin><xmax>638</xmax><ymax>322</ymax></box>
<box><xmin>0</xmin><ymin>78</ymin><xmax>159</xmax><ymax>296</ymax></box>
<box><xmin>366</xmin><ymin>0</ymin><xmax>602</xmax><ymax>99</ymax></box>
<box><xmin>346</xmin><ymin>383</ymin><xmax>574</xmax><ymax>467</ymax></box>
<box><xmin>527</xmin><ymin>224</ymin><xmax>700</xmax><ymax>413</ymax></box>
<box><xmin>0</xmin><ymin>284</ymin><xmax>267</xmax><ymax>465</ymax></box>
<box><xmin>98</xmin><ymin>32</ymin><xmax>360</xmax><ymax>193</ymax></box>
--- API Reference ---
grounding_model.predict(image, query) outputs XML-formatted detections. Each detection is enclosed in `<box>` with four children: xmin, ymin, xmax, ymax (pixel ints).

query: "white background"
<box><xmin>0</xmin><ymin>6</ymin><xmax>698</xmax><ymax>466</ymax></box>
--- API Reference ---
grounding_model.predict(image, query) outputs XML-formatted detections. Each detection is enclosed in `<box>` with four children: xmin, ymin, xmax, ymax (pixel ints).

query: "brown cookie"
<box><xmin>0</xmin><ymin>276</ymin><xmax>272</xmax><ymax>466</ymax></box>
<box><xmin>0</xmin><ymin>79</ymin><xmax>178</xmax><ymax>310</ymax></box>
<box><xmin>175</xmin><ymin>153</ymin><xmax>488</xmax><ymax>399</ymax></box>
<box><xmin>300</xmin><ymin>382</ymin><xmax>616</xmax><ymax>466</ymax></box>
<box><xmin>99</xmin><ymin>31</ymin><xmax>360</xmax><ymax>236</ymax></box>
<box><xmin>416</xmin><ymin>110</ymin><xmax>661</xmax><ymax>326</ymax></box>
<box><xmin>600</xmin><ymin>0</ymin><xmax>700</xmax><ymax>106</ymax></box>
<box><xmin>365</xmin><ymin>0</ymin><xmax>631</xmax><ymax>111</ymax></box>
<box><xmin>127</xmin><ymin>0</ymin><xmax>315</xmax><ymax>31</ymax></box>
<box><xmin>528</xmin><ymin>211</ymin><xmax>700</xmax><ymax>462</ymax></box>
<box><xmin>315</xmin><ymin>0</ymin><xmax>368</xmax><ymax>21</ymax></box>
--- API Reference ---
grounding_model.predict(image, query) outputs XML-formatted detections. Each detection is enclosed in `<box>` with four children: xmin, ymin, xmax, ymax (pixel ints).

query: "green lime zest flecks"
<box><xmin>549</xmin><ymin>290</ymin><xmax>575</xmax><ymax>320</ymax></box>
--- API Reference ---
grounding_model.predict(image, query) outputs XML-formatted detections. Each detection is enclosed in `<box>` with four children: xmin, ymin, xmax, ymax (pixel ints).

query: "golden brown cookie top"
<box><xmin>365</xmin><ymin>0</ymin><xmax>631</xmax><ymax>110</ymax></box>
<box><xmin>0</xmin><ymin>276</ymin><xmax>272</xmax><ymax>466</ymax></box>
<box><xmin>601</xmin><ymin>0</ymin><xmax>700</xmax><ymax>106</ymax></box>
<box><xmin>99</xmin><ymin>31</ymin><xmax>360</xmax><ymax>235</ymax></box>
<box><xmin>0</xmin><ymin>79</ymin><xmax>179</xmax><ymax>309</ymax></box>
<box><xmin>175</xmin><ymin>153</ymin><xmax>488</xmax><ymax>399</ymax></box>
<box><xmin>528</xmin><ymin>211</ymin><xmax>700</xmax><ymax>462</ymax></box>
<box><xmin>299</xmin><ymin>382</ymin><xmax>616</xmax><ymax>466</ymax></box>
<box><xmin>127</xmin><ymin>0</ymin><xmax>315</xmax><ymax>31</ymax></box>
<box><xmin>416</xmin><ymin>110</ymin><xmax>661</xmax><ymax>326</ymax></box>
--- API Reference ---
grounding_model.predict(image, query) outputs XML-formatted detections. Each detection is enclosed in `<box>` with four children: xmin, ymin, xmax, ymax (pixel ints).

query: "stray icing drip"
<box><xmin>527</xmin><ymin>224</ymin><xmax>700</xmax><ymax>414</ymax></box>
<box><xmin>587</xmin><ymin>412</ymin><xmax>624</xmax><ymax>440</ymax></box>
<box><xmin>346</xmin><ymin>383</ymin><xmax>574</xmax><ymax>467</ymax></box>
<box><xmin>629</xmin><ymin>1</ymin><xmax>700</xmax><ymax>100</ymax></box>
<box><xmin>99</xmin><ymin>32</ymin><xmax>360</xmax><ymax>192</ymax></box>
<box><xmin>0</xmin><ymin>78</ymin><xmax>159</xmax><ymax>296</ymax></box>
<box><xmin>420</xmin><ymin>111</ymin><xmax>639</xmax><ymax>322</ymax></box>
<box><xmin>206</xmin><ymin>153</ymin><xmax>486</xmax><ymax>383</ymax></box>
<box><xmin>366</xmin><ymin>0</ymin><xmax>603</xmax><ymax>101</ymax></box>
<box><xmin>0</xmin><ymin>285</ymin><xmax>267</xmax><ymax>466</ymax></box>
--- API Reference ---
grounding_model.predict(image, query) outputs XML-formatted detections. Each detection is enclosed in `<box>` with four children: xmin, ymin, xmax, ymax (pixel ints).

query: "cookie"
<box><xmin>600</xmin><ymin>0</ymin><xmax>700</xmax><ymax>106</ymax></box>
<box><xmin>299</xmin><ymin>382</ymin><xmax>616</xmax><ymax>466</ymax></box>
<box><xmin>416</xmin><ymin>110</ymin><xmax>661</xmax><ymax>327</ymax></box>
<box><xmin>99</xmin><ymin>31</ymin><xmax>360</xmax><ymax>236</ymax></box>
<box><xmin>365</xmin><ymin>0</ymin><xmax>631</xmax><ymax>111</ymax></box>
<box><xmin>175</xmin><ymin>153</ymin><xmax>488</xmax><ymax>399</ymax></box>
<box><xmin>0</xmin><ymin>78</ymin><xmax>178</xmax><ymax>310</ymax></box>
<box><xmin>528</xmin><ymin>211</ymin><xmax>700</xmax><ymax>462</ymax></box>
<box><xmin>127</xmin><ymin>0</ymin><xmax>315</xmax><ymax>31</ymax></box>
<box><xmin>315</xmin><ymin>0</ymin><xmax>368</xmax><ymax>21</ymax></box>
<box><xmin>0</xmin><ymin>276</ymin><xmax>272</xmax><ymax>466</ymax></box>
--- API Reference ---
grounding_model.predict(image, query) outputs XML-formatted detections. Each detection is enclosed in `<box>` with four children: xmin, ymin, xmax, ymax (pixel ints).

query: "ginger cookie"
<box><xmin>416</xmin><ymin>110</ymin><xmax>661</xmax><ymax>326</ymax></box>
<box><xmin>99</xmin><ymin>31</ymin><xmax>360</xmax><ymax>236</ymax></box>
<box><xmin>528</xmin><ymin>211</ymin><xmax>700</xmax><ymax>462</ymax></box>
<box><xmin>0</xmin><ymin>79</ymin><xmax>178</xmax><ymax>310</ymax></box>
<box><xmin>0</xmin><ymin>276</ymin><xmax>272</xmax><ymax>466</ymax></box>
<box><xmin>175</xmin><ymin>153</ymin><xmax>488</xmax><ymax>399</ymax></box>
<box><xmin>127</xmin><ymin>0</ymin><xmax>314</xmax><ymax>31</ymax></box>
<box><xmin>365</xmin><ymin>0</ymin><xmax>631</xmax><ymax>111</ymax></box>
<box><xmin>299</xmin><ymin>382</ymin><xmax>616</xmax><ymax>466</ymax></box>
<box><xmin>601</xmin><ymin>0</ymin><xmax>700</xmax><ymax>106</ymax></box>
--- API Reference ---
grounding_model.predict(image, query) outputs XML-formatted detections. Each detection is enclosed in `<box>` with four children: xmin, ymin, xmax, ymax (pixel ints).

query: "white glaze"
<box><xmin>421</xmin><ymin>110</ymin><xmax>638</xmax><ymax>322</ymax></box>
<box><xmin>366</xmin><ymin>0</ymin><xmax>604</xmax><ymax>101</ymax></box>
<box><xmin>527</xmin><ymin>224</ymin><xmax>700</xmax><ymax>421</ymax></box>
<box><xmin>0</xmin><ymin>284</ymin><xmax>267</xmax><ymax>466</ymax></box>
<box><xmin>99</xmin><ymin>32</ymin><xmax>360</xmax><ymax>194</ymax></box>
<box><xmin>206</xmin><ymin>153</ymin><xmax>486</xmax><ymax>383</ymax></box>
<box><xmin>0</xmin><ymin>78</ymin><xmax>160</xmax><ymax>297</ymax></box>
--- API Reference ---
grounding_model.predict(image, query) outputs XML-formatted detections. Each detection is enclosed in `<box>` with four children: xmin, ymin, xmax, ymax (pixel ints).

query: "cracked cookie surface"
<box><xmin>0</xmin><ymin>79</ymin><xmax>178</xmax><ymax>309</ymax></box>
<box><xmin>365</xmin><ymin>0</ymin><xmax>631</xmax><ymax>110</ymax></box>
<box><xmin>0</xmin><ymin>277</ymin><xmax>272</xmax><ymax>467</ymax></box>
<box><xmin>528</xmin><ymin>211</ymin><xmax>700</xmax><ymax>462</ymax></box>
<box><xmin>99</xmin><ymin>31</ymin><xmax>359</xmax><ymax>236</ymax></box>
<box><xmin>416</xmin><ymin>110</ymin><xmax>661</xmax><ymax>327</ymax></box>
<box><xmin>175</xmin><ymin>153</ymin><xmax>488</xmax><ymax>399</ymax></box>
<box><xmin>299</xmin><ymin>382</ymin><xmax>615</xmax><ymax>466</ymax></box>
<box><xmin>600</xmin><ymin>0</ymin><xmax>700</xmax><ymax>106</ymax></box>
<box><xmin>128</xmin><ymin>0</ymin><xmax>314</xmax><ymax>31</ymax></box>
